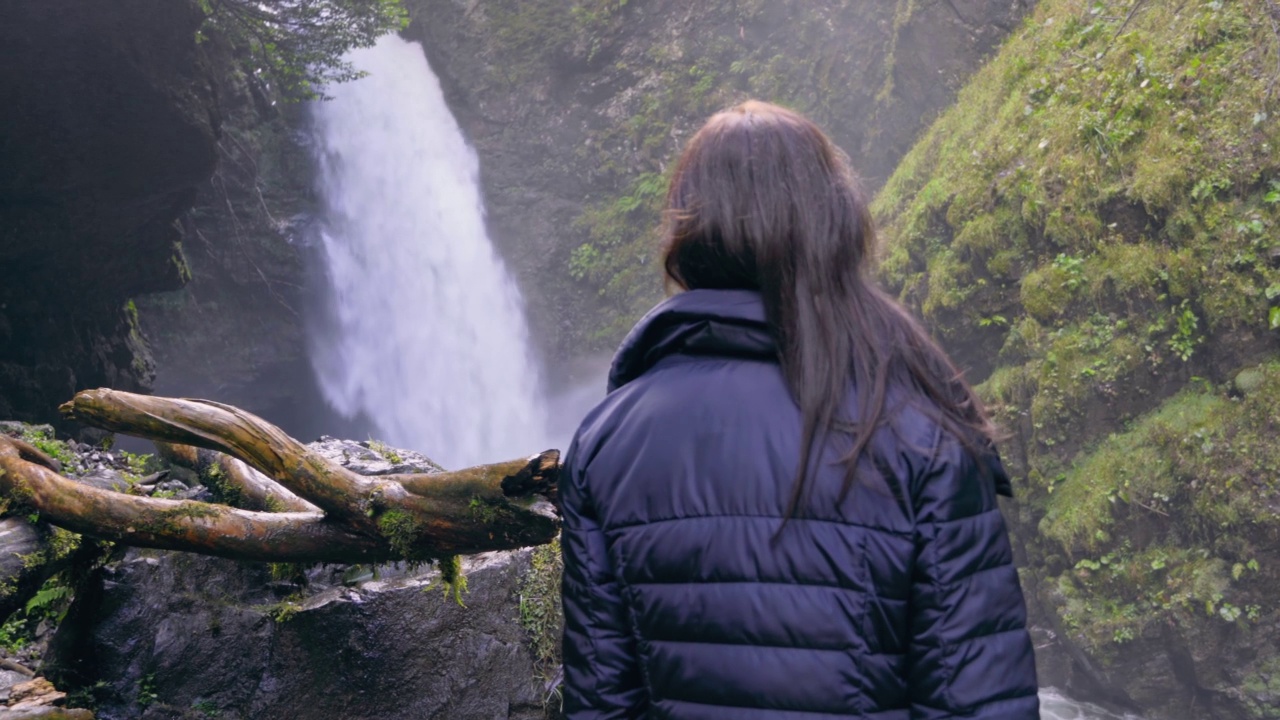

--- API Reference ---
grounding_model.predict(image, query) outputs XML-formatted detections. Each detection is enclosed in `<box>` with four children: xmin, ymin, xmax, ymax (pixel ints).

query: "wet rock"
<box><xmin>1</xmin><ymin>709</ymin><xmax>94</xmax><ymax>720</ymax></box>
<box><xmin>309</xmin><ymin>437</ymin><xmax>445</xmax><ymax>476</ymax></box>
<box><xmin>57</xmin><ymin>550</ymin><xmax>547</xmax><ymax>720</ymax></box>
<box><xmin>0</xmin><ymin>0</ymin><xmax>222</xmax><ymax>430</ymax></box>
<box><xmin>0</xmin><ymin>670</ymin><xmax>33</xmax><ymax>694</ymax></box>
<box><xmin>5</xmin><ymin>678</ymin><xmax>64</xmax><ymax>710</ymax></box>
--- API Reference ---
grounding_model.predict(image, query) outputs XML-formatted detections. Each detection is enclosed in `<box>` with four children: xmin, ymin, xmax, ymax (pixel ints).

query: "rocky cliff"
<box><xmin>0</xmin><ymin>0</ymin><xmax>222</xmax><ymax>429</ymax></box>
<box><xmin>403</xmin><ymin>0</ymin><xmax>1034</xmax><ymax>379</ymax></box>
<box><xmin>874</xmin><ymin>1</ymin><xmax>1280</xmax><ymax>717</ymax></box>
<box><xmin>0</xmin><ymin>0</ymin><xmax>324</xmax><ymax>440</ymax></box>
<box><xmin>132</xmin><ymin>71</ymin><xmax>321</xmax><ymax>438</ymax></box>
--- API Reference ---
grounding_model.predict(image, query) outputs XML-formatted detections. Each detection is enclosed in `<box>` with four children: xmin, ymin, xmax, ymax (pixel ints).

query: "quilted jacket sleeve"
<box><xmin>560</xmin><ymin>436</ymin><xmax>646</xmax><ymax>719</ymax></box>
<box><xmin>906</xmin><ymin>432</ymin><xmax>1040</xmax><ymax>719</ymax></box>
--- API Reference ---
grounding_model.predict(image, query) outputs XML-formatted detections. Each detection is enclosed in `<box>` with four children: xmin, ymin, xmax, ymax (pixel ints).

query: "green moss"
<box><xmin>1020</xmin><ymin>261</ymin><xmax>1079</xmax><ymax>322</ymax></box>
<box><xmin>19</xmin><ymin>426</ymin><xmax>77</xmax><ymax>470</ymax></box>
<box><xmin>875</xmin><ymin>0</ymin><xmax>1280</xmax><ymax>682</ymax></box>
<box><xmin>1242</xmin><ymin>655</ymin><xmax>1280</xmax><ymax>718</ymax></box>
<box><xmin>200</xmin><ymin>462</ymin><xmax>241</xmax><ymax>507</ymax></box>
<box><xmin>269</xmin><ymin>562</ymin><xmax>309</xmax><ymax>584</ymax></box>
<box><xmin>878</xmin><ymin>0</ymin><xmax>1280</xmax><ymax>353</ymax></box>
<box><xmin>1035</xmin><ymin>364</ymin><xmax>1280</xmax><ymax>654</ymax></box>
<box><xmin>264</xmin><ymin>595</ymin><xmax>304</xmax><ymax>623</ymax></box>
<box><xmin>468</xmin><ymin>495</ymin><xmax>515</xmax><ymax>526</ymax></box>
<box><xmin>376</xmin><ymin>509</ymin><xmax>425</xmax><ymax>561</ymax></box>
<box><xmin>139</xmin><ymin>502</ymin><xmax>222</xmax><ymax>536</ymax></box>
<box><xmin>48</xmin><ymin>527</ymin><xmax>81</xmax><ymax>562</ymax></box>
<box><xmin>437</xmin><ymin>554</ymin><xmax>467</xmax><ymax>606</ymax></box>
<box><xmin>519</xmin><ymin>539</ymin><xmax>564</xmax><ymax>688</ymax></box>
<box><xmin>366</xmin><ymin>439</ymin><xmax>403</xmax><ymax>465</ymax></box>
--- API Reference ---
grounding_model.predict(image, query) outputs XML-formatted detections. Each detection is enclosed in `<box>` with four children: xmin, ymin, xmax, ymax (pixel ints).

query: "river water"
<box><xmin>307</xmin><ymin>34</ymin><xmax>1140</xmax><ymax>720</ymax></box>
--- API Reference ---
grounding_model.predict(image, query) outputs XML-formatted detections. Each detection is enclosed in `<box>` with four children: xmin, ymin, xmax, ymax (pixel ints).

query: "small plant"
<box><xmin>192</xmin><ymin>699</ymin><xmax>221</xmax><ymax>717</ymax></box>
<box><xmin>1052</xmin><ymin>253</ymin><xmax>1086</xmax><ymax>290</ymax></box>
<box><xmin>25</xmin><ymin>575</ymin><xmax>73</xmax><ymax>623</ymax></box>
<box><xmin>366</xmin><ymin>439</ymin><xmax>403</xmax><ymax>464</ymax></box>
<box><xmin>437</xmin><ymin>555</ymin><xmax>467</xmax><ymax>606</ymax></box>
<box><xmin>1168</xmin><ymin>301</ymin><xmax>1200</xmax><ymax>361</ymax></box>
<box><xmin>138</xmin><ymin>674</ymin><xmax>159</xmax><ymax>707</ymax></box>
<box><xmin>19</xmin><ymin>427</ymin><xmax>77</xmax><ymax>469</ymax></box>
<box><xmin>0</xmin><ymin>615</ymin><xmax>29</xmax><ymax>654</ymax></box>
<box><xmin>519</xmin><ymin>539</ymin><xmax>564</xmax><ymax>690</ymax></box>
<box><xmin>265</xmin><ymin>595</ymin><xmax>304</xmax><ymax>624</ymax></box>
<box><xmin>119</xmin><ymin>450</ymin><xmax>153</xmax><ymax>479</ymax></box>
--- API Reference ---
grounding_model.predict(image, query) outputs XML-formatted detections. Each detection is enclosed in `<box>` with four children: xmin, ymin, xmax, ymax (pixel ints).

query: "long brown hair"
<box><xmin>661</xmin><ymin>100</ymin><xmax>996</xmax><ymax>510</ymax></box>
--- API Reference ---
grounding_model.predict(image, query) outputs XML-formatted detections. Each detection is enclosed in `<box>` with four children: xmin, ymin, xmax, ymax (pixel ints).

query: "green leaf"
<box><xmin>1269</xmin><ymin>306</ymin><xmax>1280</xmax><ymax>330</ymax></box>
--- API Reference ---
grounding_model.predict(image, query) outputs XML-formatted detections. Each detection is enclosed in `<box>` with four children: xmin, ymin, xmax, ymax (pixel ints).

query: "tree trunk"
<box><xmin>0</xmin><ymin>389</ymin><xmax>560</xmax><ymax>565</ymax></box>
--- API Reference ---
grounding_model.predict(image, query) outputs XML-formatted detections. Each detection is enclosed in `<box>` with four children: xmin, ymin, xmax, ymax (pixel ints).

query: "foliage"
<box><xmin>197</xmin><ymin>0</ymin><xmax>408</xmax><ymax>101</ymax></box>
<box><xmin>0</xmin><ymin>615</ymin><xmax>27</xmax><ymax>654</ymax></box>
<box><xmin>25</xmin><ymin>574</ymin><xmax>74</xmax><ymax>624</ymax></box>
<box><xmin>375</xmin><ymin>509</ymin><xmax>421</xmax><ymax>559</ymax></box>
<box><xmin>366</xmin><ymin>439</ymin><xmax>403</xmax><ymax>464</ymax></box>
<box><xmin>191</xmin><ymin>699</ymin><xmax>222</xmax><ymax>717</ymax></box>
<box><xmin>519</xmin><ymin>539</ymin><xmax>564</xmax><ymax>697</ymax></box>
<box><xmin>873</xmin><ymin>0</ymin><xmax>1280</xmax><ymax>706</ymax></box>
<box><xmin>138</xmin><ymin>674</ymin><xmax>160</xmax><ymax>707</ymax></box>
<box><xmin>265</xmin><ymin>597</ymin><xmax>303</xmax><ymax>623</ymax></box>
<box><xmin>19</xmin><ymin>426</ymin><xmax>77</xmax><ymax>471</ymax></box>
<box><xmin>436</xmin><ymin>554</ymin><xmax>467</xmax><ymax>606</ymax></box>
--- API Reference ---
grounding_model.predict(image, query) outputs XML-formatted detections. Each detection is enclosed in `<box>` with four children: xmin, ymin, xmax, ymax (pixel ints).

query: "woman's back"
<box><xmin>559</xmin><ymin>101</ymin><xmax>1038</xmax><ymax>718</ymax></box>
<box><xmin>561</xmin><ymin>289</ymin><xmax>1039</xmax><ymax>719</ymax></box>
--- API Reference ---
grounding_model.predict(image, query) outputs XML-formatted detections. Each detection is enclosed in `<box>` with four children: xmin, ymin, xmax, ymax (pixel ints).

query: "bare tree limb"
<box><xmin>156</xmin><ymin>441</ymin><xmax>316</xmax><ymax>513</ymax></box>
<box><xmin>0</xmin><ymin>389</ymin><xmax>561</xmax><ymax>564</ymax></box>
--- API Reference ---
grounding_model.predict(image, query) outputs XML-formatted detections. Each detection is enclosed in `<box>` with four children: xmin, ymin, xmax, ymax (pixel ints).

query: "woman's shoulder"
<box><xmin>876</xmin><ymin>389</ymin><xmax>1012</xmax><ymax>515</ymax></box>
<box><xmin>568</xmin><ymin>355</ymin><xmax>792</xmax><ymax>464</ymax></box>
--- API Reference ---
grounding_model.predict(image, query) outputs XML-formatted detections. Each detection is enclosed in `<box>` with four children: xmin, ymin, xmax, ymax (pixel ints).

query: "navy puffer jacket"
<box><xmin>560</xmin><ymin>289</ymin><xmax>1039</xmax><ymax>719</ymax></box>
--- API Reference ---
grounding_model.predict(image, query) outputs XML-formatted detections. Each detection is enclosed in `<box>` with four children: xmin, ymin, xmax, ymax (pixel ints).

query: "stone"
<box><xmin>54</xmin><ymin>550</ymin><xmax>548</xmax><ymax>720</ymax></box>
<box><xmin>0</xmin><ymin>0</ymin><xmax>222</xmax><ymax>430</ymax></box>
<box><xmin>308</xmin><ymin>437</ymin><xmax>445</xmax><ymax>476</ymax></box>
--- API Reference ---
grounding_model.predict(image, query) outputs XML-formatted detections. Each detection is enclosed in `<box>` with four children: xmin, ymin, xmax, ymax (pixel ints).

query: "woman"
<box><xmin>559</xmin><ymin>101</ymin><xmax>1039</xmax><ymax>719</ymax></box>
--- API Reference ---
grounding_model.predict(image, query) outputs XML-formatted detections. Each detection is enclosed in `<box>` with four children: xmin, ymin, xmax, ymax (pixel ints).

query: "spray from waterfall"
<box><xmin>307</xmin><ymin>35</ymin><xmax>547</xmax><ymax>469</ymax></box>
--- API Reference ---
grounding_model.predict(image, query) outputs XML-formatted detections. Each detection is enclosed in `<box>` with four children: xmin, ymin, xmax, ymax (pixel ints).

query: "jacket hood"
<box><xmin>608</xmin><ymin>289</ymin><xmax>775</xmax><ymax>392</ymax></box>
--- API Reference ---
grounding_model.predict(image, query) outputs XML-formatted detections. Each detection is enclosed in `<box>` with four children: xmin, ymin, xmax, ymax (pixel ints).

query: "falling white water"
<box><xmin>1041</xmin><ymin>689</ymin><xmax>1144</xmax><ymax>720</ymax></box>
<box><xmin>307</xmin><ymin>35</ymin><xmax>546</xmax><ymax>469</ymax></box>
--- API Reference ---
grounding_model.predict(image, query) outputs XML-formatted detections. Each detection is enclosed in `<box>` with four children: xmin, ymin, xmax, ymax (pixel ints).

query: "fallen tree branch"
<box><xmin>0</xmin><ymin>389</ymin><xmax>560</xmax><ymax>563</ymax></box>
<box><xmin>156</xmin><ymin>441</ymin><xmax>316</xmax><ymax>513</ymax></box>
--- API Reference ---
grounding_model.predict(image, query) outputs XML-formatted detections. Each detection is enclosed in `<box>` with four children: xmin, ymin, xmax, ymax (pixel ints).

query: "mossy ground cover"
<box><xmin>874</xmin><ymin>0</ymin><xmax>1280</xmax><ymax>710</ymax></box>
<box><xmin>1043</xmin><ymin>365</ymin><xmax>1278</xmax><ymax>655</ymax></box>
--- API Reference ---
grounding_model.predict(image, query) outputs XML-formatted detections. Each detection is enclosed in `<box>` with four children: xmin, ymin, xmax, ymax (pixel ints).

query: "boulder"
<box><xmin>57</xmin><ymin>550</ymin><xmax>549</xmax><ymax>720</ymax></box>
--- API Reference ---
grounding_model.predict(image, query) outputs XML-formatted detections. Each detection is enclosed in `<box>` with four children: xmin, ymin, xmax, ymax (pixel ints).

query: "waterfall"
<box><xmin>307</xmin><ymin>35</ymin><xmax>546</xmax><ymax>469</ymax></box>
<box><xmin>1041</xmin><ymin>689</ymin><xmax>1144</xmax><ymax>720</ymax></box>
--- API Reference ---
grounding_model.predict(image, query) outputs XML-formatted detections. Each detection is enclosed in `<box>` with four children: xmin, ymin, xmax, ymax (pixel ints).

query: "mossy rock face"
<box><xmin>404</xmin><ymin>0</ymin><xmax>1032</xmax><ymax>365</ymax></box>
<box><xmin>873</xmin><ymin>1</ymin><xmax>1280</xmax><ymax>716</ymax></box>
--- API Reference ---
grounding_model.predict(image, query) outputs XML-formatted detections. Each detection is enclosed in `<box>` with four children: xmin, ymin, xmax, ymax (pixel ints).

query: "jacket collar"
<box><xmin>608</xmin><ymin>289</ymin><xmax>776</xmax><ymax>392</ymax></box>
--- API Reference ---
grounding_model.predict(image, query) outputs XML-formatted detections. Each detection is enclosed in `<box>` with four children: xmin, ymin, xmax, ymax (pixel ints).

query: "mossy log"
<box><xmin>0</xmin><ymin>389</ymin><xmax>560</xmax><ymax>564</ymax></box>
